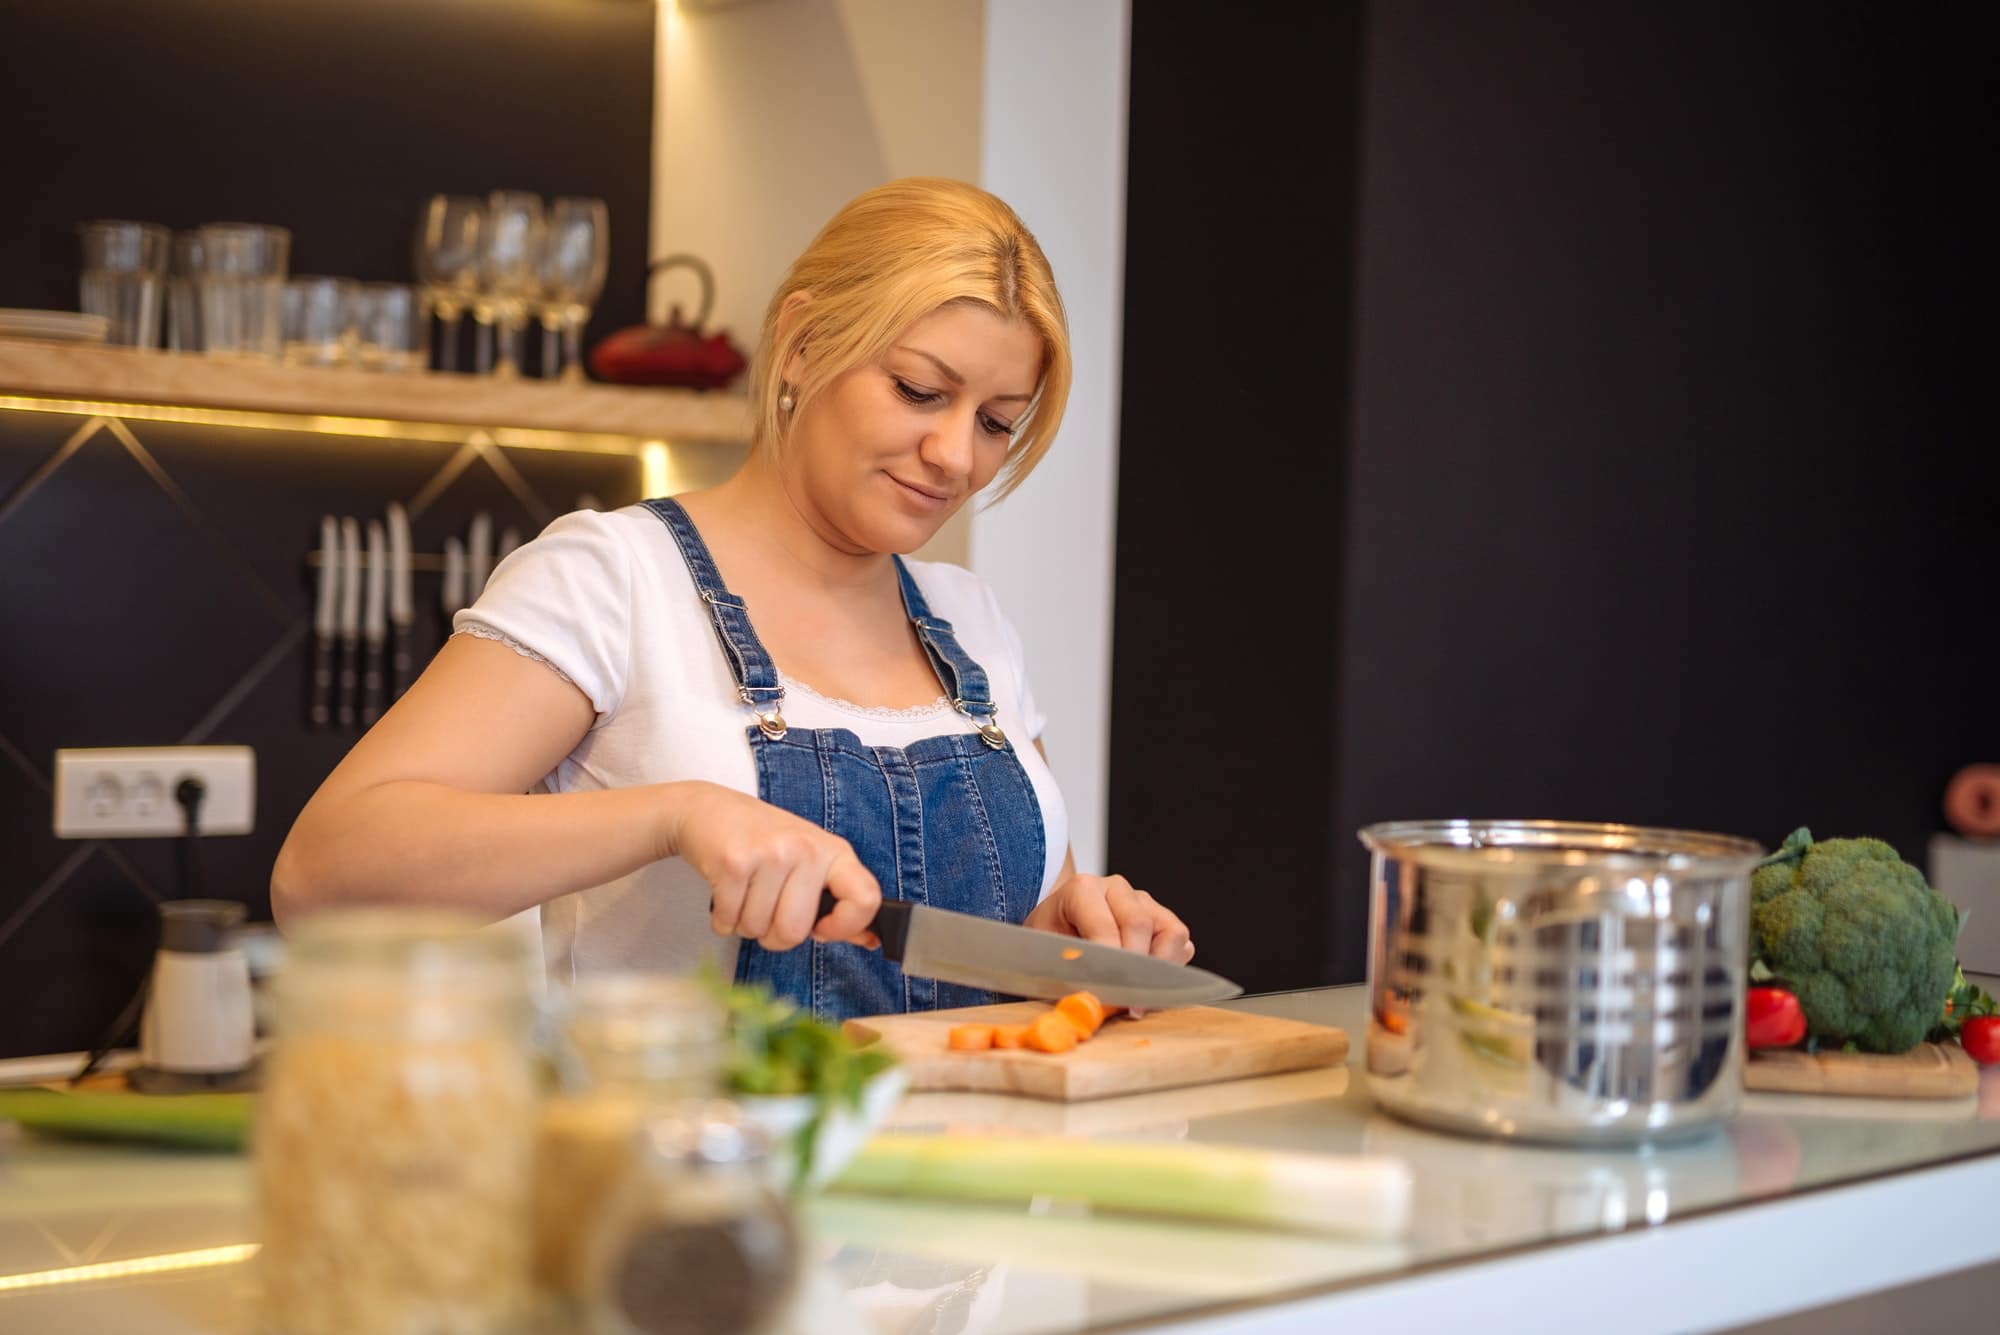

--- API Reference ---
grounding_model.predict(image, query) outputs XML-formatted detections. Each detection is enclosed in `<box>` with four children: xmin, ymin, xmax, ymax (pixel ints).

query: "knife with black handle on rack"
<box><xmin>336</xmin><ymin>517</ymin><xmax>362</xmax><ymax>728</ymax></box>
<box><xmin>308</xmin><ymin>515</ymin><xmax>338</xmax><ymax>728</ymax></box>
<box><xmin>386</xmin><ymin>503</ymin><xmax>413</xmax><ymax>700</ymax></box>
<box><xmin>360</xmin><ymin>519</ymin><xmax>387</xmax><ymax>725</ymax></box>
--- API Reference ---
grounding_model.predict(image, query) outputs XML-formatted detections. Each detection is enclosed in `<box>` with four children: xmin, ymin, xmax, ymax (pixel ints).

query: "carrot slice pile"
<box><xmin>953</xmin><ymin>991</ymin><xmax>1128</xmax><ymax>1057</ymax></box>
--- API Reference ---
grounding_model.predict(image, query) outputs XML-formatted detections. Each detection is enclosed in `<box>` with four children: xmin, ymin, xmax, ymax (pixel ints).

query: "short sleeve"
<box><xmin>452</xmin><ymin>510</ymin><xmax>634</xmax><ymax>718</ymax></box>
<box><xmin>984</xmin><ymin>582</ymin><xmax>1048</xmax><ymax>742</ymax></box>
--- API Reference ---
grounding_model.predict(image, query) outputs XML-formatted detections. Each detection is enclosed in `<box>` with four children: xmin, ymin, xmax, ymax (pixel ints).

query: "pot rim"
<box><xmin>1358</xmin><ymin>818</ymin><xmax>1765</xmax><ymax>872</ymax></box>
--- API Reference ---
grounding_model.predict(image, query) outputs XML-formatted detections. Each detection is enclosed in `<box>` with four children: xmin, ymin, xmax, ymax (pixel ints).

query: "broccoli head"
<box><xmin>1749</xmin><ymin>827</ymin><xmax>1959</xmax><ymax>1053</ymax></box>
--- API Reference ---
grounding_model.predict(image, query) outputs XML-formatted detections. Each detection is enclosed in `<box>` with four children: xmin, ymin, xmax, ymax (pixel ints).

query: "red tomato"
<box><xmin>1745</xmin><ymin>986</ymin><xmax>1807</xmax><ymax>1048</ymax></box>
<box><xmin>1961</xmin><ymin>1015</ymin><xmax>2000</xmax><ymax>1065</ymax></box>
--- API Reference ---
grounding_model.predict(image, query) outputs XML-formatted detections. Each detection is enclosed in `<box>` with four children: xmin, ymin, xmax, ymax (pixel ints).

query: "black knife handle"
<box><xmin>390</xmin><ymin>624</ymin><xmax>414</xmax><ymax>699</ymax></box>
<box><xmin>817</xmin><ymin>890</ymin><xmax>911</xmax><ymax>961</ymax></box>
<box><xmin>336</xmin><ymin>633</ymin><xmax>358</xmax><ymax>727</ymax></box>
<box><xmin>308</xmin><ymin>634</ymin><xmax>333</xmax><ymax>728</ymax></box>
<box><xmin>360</xmin><ymin>641</ymin><xmax>384</xmax><ymax>725</ymax></box>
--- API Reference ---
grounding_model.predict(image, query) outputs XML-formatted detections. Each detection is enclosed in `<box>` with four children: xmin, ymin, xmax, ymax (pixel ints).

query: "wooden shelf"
<box><xmin>0</xmin><ymin>337</ymin><xmax>753</xmax><ymax>445</ymax></box>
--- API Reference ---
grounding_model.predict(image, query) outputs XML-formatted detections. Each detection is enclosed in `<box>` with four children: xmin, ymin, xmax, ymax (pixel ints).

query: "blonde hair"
<box><xmin>747</xmin><ymin>178</ymin><xmax>1071</xmax><ymax>501</ymax></box>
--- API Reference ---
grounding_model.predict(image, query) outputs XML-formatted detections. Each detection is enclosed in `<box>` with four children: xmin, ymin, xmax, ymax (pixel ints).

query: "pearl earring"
<box><xmin>777</xmin><ymin>388</ymin><xmax>796</xmax><ymax>413</ymax></box>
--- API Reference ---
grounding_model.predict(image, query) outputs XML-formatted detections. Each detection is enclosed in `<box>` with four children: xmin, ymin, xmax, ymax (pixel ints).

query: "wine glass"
<box><xmin>476</xmin><ymin>191</ymin><xmax>545</xmax><ymax>377</ymax></box>
<box><xmin>535</xmin><ymin>198</ymin><xmax>610</xmax><ymax>382</ymax></box>
<box><xmin>414</xmin><ymin>196</ymin><xmax>483</xmax><ymax>372</ymax></box>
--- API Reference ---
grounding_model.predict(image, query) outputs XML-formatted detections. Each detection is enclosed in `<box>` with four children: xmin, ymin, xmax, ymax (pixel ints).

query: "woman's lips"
<box><xmin>887</xmin><ymin>473</ymin><xmax>953</xmax><ymax>507</ymax></box>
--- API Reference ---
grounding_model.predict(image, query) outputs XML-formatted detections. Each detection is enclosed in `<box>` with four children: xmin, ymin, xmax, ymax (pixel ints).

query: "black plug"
<box><xmin>175</xmin><ymin>776</ymin><xmax>207</xmax><ymax>899</ymax></box>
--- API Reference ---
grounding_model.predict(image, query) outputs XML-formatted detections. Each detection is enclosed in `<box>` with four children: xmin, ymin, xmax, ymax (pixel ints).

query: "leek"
<box><xmin>0</xmin><ymin>1090</ymin><xmax>251</xmax><ymax>1151</ymax></box>
<box><xmin>831</xmin><ymin>1134</ymin><xmax>1411</xmax><ymax>1239</ymax></box>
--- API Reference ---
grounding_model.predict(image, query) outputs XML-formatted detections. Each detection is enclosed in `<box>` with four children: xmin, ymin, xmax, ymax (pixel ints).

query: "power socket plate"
<box><xmin>53</xmin><ymin>746</ymin><xmax>256</xmax><ymax>838</ymax></box>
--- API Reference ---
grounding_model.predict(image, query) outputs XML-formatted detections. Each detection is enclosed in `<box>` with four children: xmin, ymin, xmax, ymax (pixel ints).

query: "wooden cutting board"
<box><xmin>1745</xmin><ymin>1042</ymin><xmax>1980</xmax><ymax>1099</ymax></box>
<box><xmin>844</xmin><ymin>1002</ymin><xmax>1348</xmax><ymax>1102</ymax></box>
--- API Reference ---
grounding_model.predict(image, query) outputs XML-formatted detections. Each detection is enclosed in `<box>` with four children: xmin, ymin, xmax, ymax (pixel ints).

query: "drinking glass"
<box><xmin>166</xmin><ymin>230</ymin><xmax>204</xmax><ymax>353</ymax></box>
<box><xmin>197</xmin><ymin>223</ymin><xmax>290</xmax><ymax>360</ymax></box>
<box><xmin>535</xmin><ymin>198</ymin><xmax>609</xmax><ymax>382</ymax></box>
<box><xmin>414</xmin><ymin>195</ymin><xmax>483</xmax><ymax>372</ymax></box>
<box><xmin>78</xmin><ymin>221</ymin><xmax>169</xmax><ymax>348</ymax></box>
<box><xmin>354</xmin><ymin>283</ymin><xmax>423</xmax><ymax>373</ymax></box>
<box><xmin>282</xmin><ymin>277</ymin><xmax>357</xmax><ymax>368</ymax></box>
<box><xmin>476</xmin><ymin>191</ymin><xmax>544</xmax><ymax>377</ymax></box>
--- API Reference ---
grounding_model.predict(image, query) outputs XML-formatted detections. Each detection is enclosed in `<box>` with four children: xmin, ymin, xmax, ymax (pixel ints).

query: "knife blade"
<box><xmin>386</xmin><ymin>502</ymin><xmax>413</xmax><ymax>699</ymax></box>
<box><xmin>467</xmin><ymin>510</ymin><xmax>492</xmax><ymax>593</ymax></box>
<box><xmin>309</xmin><ymin>515</ymin><xmax>338</xmax><ymax>728</ymax></box>
<box><xmin>817</xmin><ymin>892</ymin><xmax>1241</xmax><ymax>1009</ymax></box>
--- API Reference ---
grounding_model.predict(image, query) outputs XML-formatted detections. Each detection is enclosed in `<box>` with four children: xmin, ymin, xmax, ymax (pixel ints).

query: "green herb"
<box><xmin>1930</xmin><ymin>964</ymin><xmax>2000</xmax><ymax>1043</ymax></box>
<box><xmin>697</xmin><ymin>965</ymin><xmax>895</xmax><ymax>1191</ymax></box>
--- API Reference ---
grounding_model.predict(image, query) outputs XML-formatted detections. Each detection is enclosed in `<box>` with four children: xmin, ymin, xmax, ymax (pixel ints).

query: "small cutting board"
<box><xmin>1745</xmin><ymin>1042</ymin><xmax>1979</xmax><ymax>1099</ymax></box>
<box><xmin>844</xmin><ymin>1002</ymin><xmax>1348</xmax><ymax>1102</ymax></box>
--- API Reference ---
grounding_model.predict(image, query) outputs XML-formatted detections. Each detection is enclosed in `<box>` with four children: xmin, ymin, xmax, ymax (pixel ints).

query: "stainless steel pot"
<box><xmin>1359</xmin><ymin>819</ymin><xmax>1765</xmax><ymax>1145</ymax></box>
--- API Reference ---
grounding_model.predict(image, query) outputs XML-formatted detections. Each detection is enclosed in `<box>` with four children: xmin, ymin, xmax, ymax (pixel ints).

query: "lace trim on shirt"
<box><xmin>453</xmin><ymin>623</ymin><xmax>577</xmax><ymax>689</ymax></box>
<box><xmin>779</xmin><ymin>672</ymin><xmax>954</xmax><ymax>722</ymax></box>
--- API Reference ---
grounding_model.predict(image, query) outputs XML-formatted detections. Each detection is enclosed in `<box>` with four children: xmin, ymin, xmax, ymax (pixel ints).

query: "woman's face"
<box><xmin>785</xmin><ymin>302</ymin><xmax>1043</xmax><ymax>555</ymax></box>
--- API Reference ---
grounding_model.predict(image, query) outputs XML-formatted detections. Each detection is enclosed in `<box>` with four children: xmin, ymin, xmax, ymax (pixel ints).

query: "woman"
<box><xmin>273</xmin><ymin>178</ymin><xmax>1194</xmax><ymax>1020</ymax></box>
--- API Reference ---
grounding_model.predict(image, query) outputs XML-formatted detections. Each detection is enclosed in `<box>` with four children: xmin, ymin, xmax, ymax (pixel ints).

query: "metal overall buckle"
<box><xmin>954</xmin><ymin>699</ymin><xmax>1006</xmax><ymax>750</ymax></box>
<box><xmin>741</xmin><ymin>686</ymin><xmax>786</xmax><ymax>741</ymax></box>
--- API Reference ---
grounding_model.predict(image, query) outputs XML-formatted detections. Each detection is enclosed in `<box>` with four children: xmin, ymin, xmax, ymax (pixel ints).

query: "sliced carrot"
<box><xmin>990</xmin><ymin>1023</ymin><xmax>1031</xmax><ymax>1049</ymax></box>
<box><xmin>1060</xmin><ymin>947</ymin><xmax>1083</xmax><ymax>961</ymax></box>
<box><xmin>1054</xmin><ymin>991</ymin><xmax>1109</xmax><ymax>1039</ymax></box>
<box><xmin>948</xmin><ymin>1024</ymin><xmax>996</xmax><ymax>1051</ymax></box>
<box><xmin>1025</xmin><ymin>1011</ymin><xmax>1082</xmax><ymax>1053</ymax></box>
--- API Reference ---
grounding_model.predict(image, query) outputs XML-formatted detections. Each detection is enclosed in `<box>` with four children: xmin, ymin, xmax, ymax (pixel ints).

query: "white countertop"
<box><xmin>5</xmin><ymin>985</ymin><xmax>1999</xmax><ymax>1333</ymax></box>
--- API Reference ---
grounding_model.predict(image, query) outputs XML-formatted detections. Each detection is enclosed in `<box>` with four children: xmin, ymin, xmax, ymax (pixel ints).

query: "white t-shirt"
<box><xmin>452</xmin><ymin>505</ymin><xmax>1069</xmax><ymax>987</ymax></box>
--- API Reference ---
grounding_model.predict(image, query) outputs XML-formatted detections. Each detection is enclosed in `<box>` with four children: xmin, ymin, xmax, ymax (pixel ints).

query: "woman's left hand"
<box><xmin>1024</xmin><ymin>873</ymin><xmax>1195</xmax><ymax>963</ymax></box>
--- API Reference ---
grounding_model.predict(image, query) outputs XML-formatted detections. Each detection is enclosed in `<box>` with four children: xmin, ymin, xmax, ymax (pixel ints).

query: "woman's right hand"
<box><xmin>665</xmin><ymin>782</ymin><xmax>881</xmax><ymax>951</ymax></box>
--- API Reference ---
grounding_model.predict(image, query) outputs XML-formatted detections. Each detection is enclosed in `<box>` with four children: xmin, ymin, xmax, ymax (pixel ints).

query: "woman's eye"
<box><xmin>893</xmin><ymin>378</ymin><xmax>942</xmax><ymax>406</ymax></box>
<box><xmin>979</xmin><ymin>414</ymin><xmax>1017</xmax><ymax>439</ymax></box>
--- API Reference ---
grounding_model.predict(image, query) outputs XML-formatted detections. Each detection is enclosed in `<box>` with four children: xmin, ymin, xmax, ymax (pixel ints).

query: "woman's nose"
<box><xmin>921</xmin><ymin>411</ymin><xmax>977</xmax><ymax>478</ymax></box>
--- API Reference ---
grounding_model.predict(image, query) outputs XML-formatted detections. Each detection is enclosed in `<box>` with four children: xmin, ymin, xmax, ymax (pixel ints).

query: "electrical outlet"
<box><xmin>53</xmin><ymin>746</ymin><xmax>256</xmax><ymax>838</ymax></box>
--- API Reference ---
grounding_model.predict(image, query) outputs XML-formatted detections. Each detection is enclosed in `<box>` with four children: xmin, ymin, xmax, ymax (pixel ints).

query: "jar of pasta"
<box><xmin>254</xmin><ymin>909</ymin><xmax>540</xmax><ymax>1335</ymax></box>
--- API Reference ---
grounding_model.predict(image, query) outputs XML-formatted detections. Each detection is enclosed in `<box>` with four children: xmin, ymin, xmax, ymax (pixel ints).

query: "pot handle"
<box><xmin>648</xmin><ymin>254</ymin><xmax>716</xmax><ymax>330</ymax></box>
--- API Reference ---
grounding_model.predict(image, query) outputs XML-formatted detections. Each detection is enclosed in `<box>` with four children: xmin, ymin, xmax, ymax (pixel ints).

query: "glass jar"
<box><xmin>582</xmin><ymin>1102</ymin><xmax>801</xmax><ymax>1335</ymax></box>
<box><xmin>534</xmin><ymin>973</ymin><xmax>727</xmax><ymax>1300</ymax></box>
<box><xmin>254</xmin><ymin>909</ymin><xmax>540</xmax><ymax>1335</ymax></box>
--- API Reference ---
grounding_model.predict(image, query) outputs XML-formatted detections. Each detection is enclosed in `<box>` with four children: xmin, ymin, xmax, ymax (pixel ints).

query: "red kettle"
<box><xmin>589</xmin><ymin>254</ymin><xmax>749</xmax><ymax>390</ymax></box>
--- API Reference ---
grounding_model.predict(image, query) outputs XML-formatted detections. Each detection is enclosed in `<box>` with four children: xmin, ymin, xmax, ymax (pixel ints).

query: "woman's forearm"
<box><xmin>271</xmin><ymin>779</ymin><xmax>706</xmax><ymax>926</ymax></box>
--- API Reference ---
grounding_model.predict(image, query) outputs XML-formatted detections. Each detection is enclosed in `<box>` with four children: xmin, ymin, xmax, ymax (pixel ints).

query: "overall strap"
<box><xmin>894</xmin><ymin>557</ymin><xmax>1007</xmax><ymax>751</ymax></box>
<box><xmin>641</xmin><ymin>498</ymin><xmax>788</xmax><ymax>737</ymax></box>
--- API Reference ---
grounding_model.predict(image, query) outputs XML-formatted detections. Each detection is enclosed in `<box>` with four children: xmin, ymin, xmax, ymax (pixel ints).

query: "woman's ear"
<box><xmin>776</xmin><ymin>290</ymin><xmax>813</xmax><ymax>384</ymax></box>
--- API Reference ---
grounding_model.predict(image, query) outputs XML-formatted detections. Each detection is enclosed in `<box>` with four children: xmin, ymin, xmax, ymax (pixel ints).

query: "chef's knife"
<box><xmin>817</xmin><ymin>892</ymin><xmax>1241</xmax><ymax>1010</ymax></box>
<box><xmin>360</xmin><ymin>519</ymin><xmax>387</xmax><ymax>725</ymax></box>
<box><xmin>336</xmin><ymin>516</ymin><xmax>362</xmax><ymax>728</ymax></box>
<box><xmin>308</xmin><ymin>515</ymin><xmax>338</xmax><ymax>728</ymax></box>
<box><xmin>386</xmin><ymin>503</ymin><xmax>413</xmax><ymax>699</ymax></box>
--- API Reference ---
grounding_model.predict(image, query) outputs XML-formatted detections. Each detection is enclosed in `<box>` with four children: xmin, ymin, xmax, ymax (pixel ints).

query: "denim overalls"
<box><xmin>644</xmin><ymin>499</ymin><xmax>1047</xmax><ymax>1022</ymax></box>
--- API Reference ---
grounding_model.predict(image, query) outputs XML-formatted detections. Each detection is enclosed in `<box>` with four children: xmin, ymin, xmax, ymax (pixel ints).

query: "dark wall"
<box><xmin>3</xmin><ymin>0</ymin><xmax>654</xmax><ymax>353</ymax></box>
<box><xmin>1330</xmin><ymin>1</ymin><xmax>1995</xmax><ymax>981</ymax></box>
<box><xmin>1109</xmin><ymin>6</ymin><xmax>1367</xmax><ymax>992</ymax></box>
<box><xmin>1111</xmin><ymin>3</ymin><xmax>1995</xmax><ymax>992</ymax></box>
<box><xmin>0</xmin><ymin>0</ymin><xmax>656</xmax><ymax>1058</ymax></box>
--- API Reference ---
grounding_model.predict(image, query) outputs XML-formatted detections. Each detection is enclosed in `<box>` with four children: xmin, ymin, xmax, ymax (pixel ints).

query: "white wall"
<box><xmin>652</xmin><ymin>0</ymin><xmax>984</xmax><ymax>562</ymax></box>
<box><xmin>653</xmin><ymin>0</ymin><xmax>1130</xmax><ymax>872</ymax></box>
<box><xmin>972</xmin><ymin>0</ymin><xmax>1129</xmax><ymax>874</ymax></box>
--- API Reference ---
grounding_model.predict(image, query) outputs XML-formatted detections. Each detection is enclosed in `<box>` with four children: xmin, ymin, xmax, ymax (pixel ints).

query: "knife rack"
<box><xmin>305</xmin><ymin>551</ymin><xmax>461</xmax><ymax>573</ymax></box>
